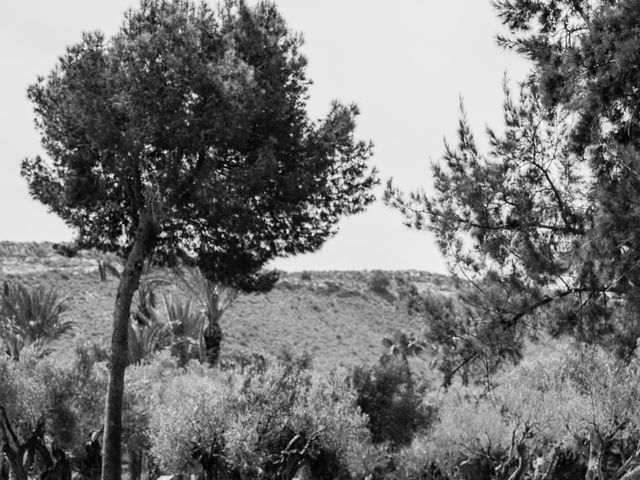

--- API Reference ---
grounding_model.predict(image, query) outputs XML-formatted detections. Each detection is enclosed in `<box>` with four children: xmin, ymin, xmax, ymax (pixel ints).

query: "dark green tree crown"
<box><xmin>23</xmin><ymin>0</ymin><xmax>377</xmax><ymax>290</ymax></box>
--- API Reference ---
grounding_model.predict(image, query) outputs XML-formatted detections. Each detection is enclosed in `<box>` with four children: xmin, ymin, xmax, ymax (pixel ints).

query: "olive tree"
<box><xmin>22</xmin><ymin>1</ymin><xmax>376</xmax><ymax>479</ymax></box>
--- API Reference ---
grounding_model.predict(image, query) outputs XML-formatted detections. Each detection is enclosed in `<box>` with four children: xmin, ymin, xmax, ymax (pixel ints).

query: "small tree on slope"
<box><xmin>21</xmin><ymin>1</ymin><xmax>377</xmax><ymax>479</ymax></box>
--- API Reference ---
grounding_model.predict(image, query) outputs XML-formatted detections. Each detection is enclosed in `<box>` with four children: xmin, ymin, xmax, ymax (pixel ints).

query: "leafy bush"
<box><xmin>300</xmin><ymin>271</ymin><xmax>312</xmax><ymax>281</ymax></box>
<box><xmin>0</xmin><ymin>341</ymin><xmax>107</xmax><ymax>480</ymax></box>
<box><xmin>148</xmin><ymin>360</ymin><xmax>371</xmax><ymax>479</ymax></box>
<box><xmin>369</xmin><ymin>271</ymin><xmax>391</xmax><ymax>293</ymax></box>
<box><xmin>352</xmin><ymin>357</ymin><xmax>433</xmax><ymax>448</ymax></box>
<box><xmin>411</xmin><ymin>342</ymin><xmax>640</xmax><ymax>480</ymax></box>
<box><xmin>414</xmin><ymin>386</ymin><xmax>510</xmax><ymax>479</ymax></box>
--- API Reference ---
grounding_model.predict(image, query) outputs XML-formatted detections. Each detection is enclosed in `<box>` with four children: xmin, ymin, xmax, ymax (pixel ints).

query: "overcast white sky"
<box><xmin>0</xmin><ymin>1</ymin><xmax>530</xmax><ymax>273</ymax></box>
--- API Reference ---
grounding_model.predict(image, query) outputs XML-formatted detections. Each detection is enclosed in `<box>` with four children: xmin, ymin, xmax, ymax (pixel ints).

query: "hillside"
<box><xmin>0</xmin><ymin>241</ymin><xmax>456</xmax><ymax>371</ymax></box>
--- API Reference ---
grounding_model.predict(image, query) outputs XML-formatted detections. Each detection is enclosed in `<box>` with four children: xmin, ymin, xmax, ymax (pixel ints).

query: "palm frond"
<box><xmin>0</xmin><ymin>281</ymin><xmax>72</xmax><ymax>360</ymax></box>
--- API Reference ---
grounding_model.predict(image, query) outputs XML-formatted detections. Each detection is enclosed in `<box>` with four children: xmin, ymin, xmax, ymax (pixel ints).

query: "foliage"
<box><xmin>0</xmin><ymin>281</ymin><xmax>72</xmax><ymax>360</ymax></box>
<box><xmin>122</xmin><ymin>352</ymin><xmax>183</xmax><ymax>459</ymax></box>
<box><xmin>148</xmin><ymin>360</ymin><xmax>370</xmax><ymax>479</ymax></box>
<box><xmin>369</xmin><ymin>271</ymin><xmax>391</xmax><ymax>293</ymax></box>
<box><xmin>300</xmin><ymin>271</ymin><xmax>312</xmax><ymax>281</ymax></box>
<box><xmin>22</xmin><ymin>0</ymin><xmax>376</xmax><ymax>472</ymax></box>
<box><xmin>510</xmin><ymin>344</ymin><xmax>640</xmax><ymax>437</ymax></box>
<box><xmin>425</xmin><ymin>287</ymin><xmax>526</xmax><ymax>388</ymax></box>
<box><xmin>384</xmin><ymin>0</ymin><xmax>640</xmax><ymax>361</ymax></box>
<box><xmin>275</xmin><ymin>345</ymin><xmax>314</xmax><ymax>371</ymax></box>
<box><xmin>409</xmin><ymin>341</ymin><xmax>640</xmax><ymax>480</ymax></box>
<box><xmin>415</xmin><ymin>386</ymin><xmax>511</xmax><ymax>478</ymax></box>
<box><xmin>351</xmin><ymin>356</ymin><xmax>432</xmax><ymax>448</ymax></box>
<box><xmin>125</xmin><ymin>267</ymin><xmax>241</xmax><ymax>366</ymax></box>
<box><xmin>22</xmin><ymin>0</ymin><xmax>377</xmax><ymax>289</ymax></box>
<box><xmin>0</xmin><ymin>342</ymin><xmax>107</xmax><ymax>454</ymax></box>
<box><xmin>166</xmin><ymin>266</ymin><xmax>238</xmax><ymax>365</ymax></box>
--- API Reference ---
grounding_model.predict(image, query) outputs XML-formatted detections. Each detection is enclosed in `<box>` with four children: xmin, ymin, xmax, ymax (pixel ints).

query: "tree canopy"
<box><xmin>23</xmin><ymin>0</ymin><xmax>376</xmax><ymax>290</ymax></box>
<box><xmin>386</xmin><ymin>0</ymin><xmax>640</xmax><ymax>372</ymax></box>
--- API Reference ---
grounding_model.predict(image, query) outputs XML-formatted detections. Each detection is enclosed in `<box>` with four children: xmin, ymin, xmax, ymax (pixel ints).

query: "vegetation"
<box><xmin>10</xmin><ymin>0</ymin><xmax>640</xmax><ymax>479</ymax></box>
<box><xmin>21</xmin><ymin>0</ymin><xmax>376</xmax><ymax>476</ymax></box>
<box><xmin>385</xmin><ymin>0</ymin><xmax>640</xmax><ymax>375</ymax></box>
<box><xmin>0</xmin><ymin>253</ymin><xmax>444</xmax><ymax>372</ymax></box>
<box><xmin>0</xmin><ymin>281</ymin><xmax>71</xmax><ymax>360</ymax></box>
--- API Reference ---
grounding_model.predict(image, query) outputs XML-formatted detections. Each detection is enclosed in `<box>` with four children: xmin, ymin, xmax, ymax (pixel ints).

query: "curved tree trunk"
<box><xmin>507</xmin><ymin>443</ymin><xmax>528</xmax><ymax>480</ymax></box>
<box><xmin>101</xmin><ymin>215</ymin><xmax>156</xmax><ymax>480</ymax></box>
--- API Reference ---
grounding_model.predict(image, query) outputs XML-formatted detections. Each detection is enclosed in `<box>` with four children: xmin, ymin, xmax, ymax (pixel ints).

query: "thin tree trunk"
<box><xmin>203</xmin><ymin>313</ymin><xmax>222</xmax><ymax>366</ymax></box>
<box><xmin>507</xmin><ymin>443</ymin><xmax>528</xmax><ymax>480</ymax></box>
<box><xmin>127</xmin><ymin>448</ymin><xmax>141</xmax><ymax>480</ymax></box>
<box><xmin>586</xmin><ymin>430</ymin><xmax>605</xmax><ymax>480</ymax></box>
<box><xmin>0</xmin><ymin>453</ymin><xmax>7</xmax><ymax>480</ymax></box>
<box><xmin>101</xmin><ymin>214</ymin><xmax>156</xmax><ymax>480</ymax></box>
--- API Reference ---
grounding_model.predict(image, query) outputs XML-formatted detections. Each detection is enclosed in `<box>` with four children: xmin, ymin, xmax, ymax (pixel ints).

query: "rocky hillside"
<box><xmin>0</xmin><ymin>241</ymin><xmax>456</xmax><ymax>371</ymax></box>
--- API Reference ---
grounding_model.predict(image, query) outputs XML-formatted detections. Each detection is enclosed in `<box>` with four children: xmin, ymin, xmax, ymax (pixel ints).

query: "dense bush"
<box><xmin>14</xmin><ymin>333</ymin><xmax>640</xmax><ymax>480</ymax></box>
<box><xmin>0</xmin><ymin>342</ymin><xmax>107</xmax><ymax>480</ymax></box>
<box><xmin>368</xmin><ymin>271</ymin><xmax>391</xmax><ymax>294</ymax></box>
<box><xmin>0</xmin><ymin>343</ymin><xmax>106</xmax><ymax>449</ymax></box>
<box><xmin>398</xmin><ymin>341</ymin><xmax>640</xmax><ymax>480</ymax></box>
<box><xmin>352</xmin><ymin>357</ymin><xmax>433</xmax><ymax>448</ymax></box>
<box><xmin>148</xmin><ymin>360</ymin><xmax>371</xmax><ymax>479</ymax></box>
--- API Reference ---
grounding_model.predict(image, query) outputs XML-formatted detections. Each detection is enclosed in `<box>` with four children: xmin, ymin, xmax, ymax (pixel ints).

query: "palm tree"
<box><xmin>127</xmin><ymin>272</ymin><xmax>172</xmax><ymax>365</ymax></box>
<box><xmin>129</xmin><ymin>266</ymin><xmax>238</xmax><ymax>366</ymax></box>
<box><xmin>163</xmin><ymin>294</ymin><xmax>206</xmax><ymax>366</ymax></box>
<box><xmin>168</xmin><ymin>267</ymin><xmax>238</xmax><ymax>366</ymax></box>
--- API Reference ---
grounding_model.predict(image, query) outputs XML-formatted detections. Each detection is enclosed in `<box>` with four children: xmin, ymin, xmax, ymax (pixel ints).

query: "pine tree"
<box><xmin>22</xmin><ymin>1</ymin><xmax>377</xmax><ymax>479</ymax></box>
<box><xmin>386</xmin><ymin>0</ymin><xmax>640</xmax><ymax>373</ymax></box>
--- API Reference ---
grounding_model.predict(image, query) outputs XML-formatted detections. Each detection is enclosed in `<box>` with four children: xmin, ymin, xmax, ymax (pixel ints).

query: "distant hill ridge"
<box><xmin>0</xmin><ymin>241</ymin><xmax>453</xmax><ymax>371</ymax></box>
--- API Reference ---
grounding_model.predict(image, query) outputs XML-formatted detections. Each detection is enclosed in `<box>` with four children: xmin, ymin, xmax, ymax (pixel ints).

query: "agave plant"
<box><xmin>163</xmin><ymin>294</ymin><xmax>206</xmax><ymax>366</ymax></box>
<box><xmin>127</xmin><ymin>273</ymin><xmax>172</xmax><ymax>365</ymax></box>
<box><xmin>0</xmin><ymin>281</ymin><xmax>72</xmax><ymax>360</ymax></box>
<box><xmin>127</xmin><ymin>318</ymin><xmax>172</xmax><ymax>366</ymax></box>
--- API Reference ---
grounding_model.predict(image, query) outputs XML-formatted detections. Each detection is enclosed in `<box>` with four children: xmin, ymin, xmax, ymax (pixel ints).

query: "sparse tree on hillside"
<box><xmin>22</xmin><ymin>1</ymin><xmax>377</xmax><ymax>478</ymax></box>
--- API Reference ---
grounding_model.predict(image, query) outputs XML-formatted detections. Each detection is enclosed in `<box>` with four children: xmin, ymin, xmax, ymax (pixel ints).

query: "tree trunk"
<box><xmin>101</xmin><ymin>214</ymin><xmax>156</xmax><ymax>480</ymax></box>
<box><xmin>203</xmin><ymin>314</ymin><xmax>222</xmax><ymax>366</ymax></box>
<box><xmin>0</xmin><ymin>453</ymin><xmax>7</xmax><ymax>480</ymax></box>
<box><xmin>586</xmin><ymin>430</ymin><xmax>606</xmax><ymax>480</ymax></box>
<box><xmin>127</xmin><ymin>448</ymin><xmax>141</xmax><ymax>480</ymax></box>
<box><xmin>507</xmin><ymin>443</ymin><xmax>528</xmax><ymax>480</ymax></box>
<box><xmin>0</xmin><ymin>409</ymin><xmax>55</xmax><ymax>480</ymax></box>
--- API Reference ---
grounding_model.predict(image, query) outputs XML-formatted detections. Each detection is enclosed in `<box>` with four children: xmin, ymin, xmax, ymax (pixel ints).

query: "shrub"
<box><xmin>369</xmin><ymin>271</ymin><xmax>391</xmax><ymax>293</ymax></box>
<box><xmin>276</xmin><ymin>346</ymin><xmax>313</xmax><ymax>371</ymax></box>
<box><xmin>351</xmin><ymin>357</ymin><xmax>433</xmax><ymax>448</ymax></box>
<box><xmin>414</xmin><ymin>387</ymin><xmax>510</xmax><ymax>479</ymax></box>
<box><xmin>412</xmin><ymin>342</ymin><xmax>640</xmax><ymax>480</ymax></box>
<box><xmin>300</xmin><ymin>271</ymin><xmax>312</xmax><ymax>281</ymax></box>
<box><xmin>0</xmin><ymin>342</ymin><xmax>108</xmax><ymax>480</ymax></box>
<box><xmin>148</xmin><ymin>360</ymin><xmax>371</xmax><ymax>479</ymax></box>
